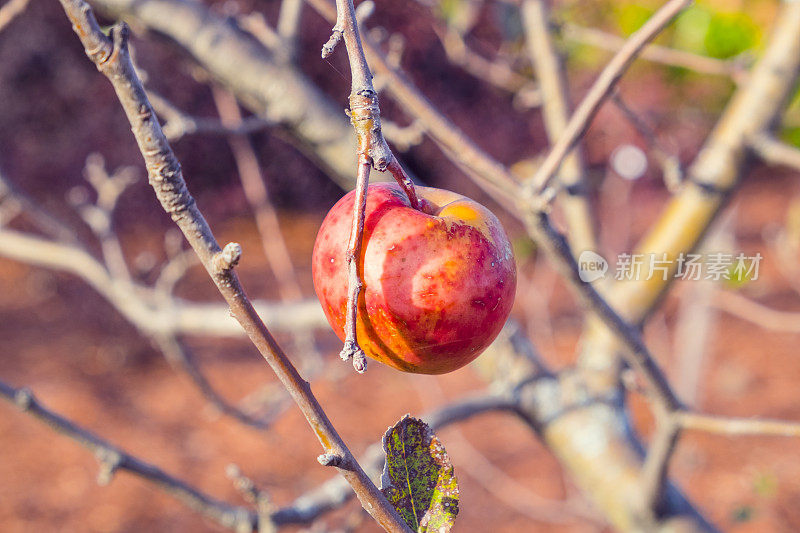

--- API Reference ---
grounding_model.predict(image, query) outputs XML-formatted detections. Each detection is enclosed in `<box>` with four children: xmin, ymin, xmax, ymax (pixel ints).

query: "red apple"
<box><xmin>312</xmin><ymin>183</ymin><xmax>516</xmax><ymax>375</ymax></box>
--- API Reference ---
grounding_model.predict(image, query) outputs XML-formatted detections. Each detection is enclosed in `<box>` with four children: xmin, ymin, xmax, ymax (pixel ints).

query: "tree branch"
<box><xmin>581</xmin><ymin>0</ymin><xmax>800</xmax><ymax>372</ymax></box>
<box><xmin>562</xmin><ymin>23</ymin><xmax>747</xmax><ymax>82</ymax></box>
<box><xmin>148</xmin><ymin>89</ymin><xmax>271</xmax><ymax>142</ymax></box>
<box><xmin>0</xmin><ymin>227</ymin><xmax>326</xmax><ymax>337</ymax></box>
<box><xmin>0</xmin><ymin>0</ymin><xmax>30</xmax><ymax>33</ymax></box>
<box><xmin>1</xmin><ymin>376</ymin><xmax>517</xmax><ymax>531</ymax></box>
<box><xmin>0</xmin><ymin>380</ymin><xmax>259</xmax><ymax>532</ymax></box>
<box><xmin>87</xmin><ymin>0</ymin><xmax>361</xmax><ymax>188</ymax></box>
<box><xmin>526</xmin><ymin>0</ymin><xmax>692</xmax><ymax>196</ymax></box>
<box><xmin>325</xmin><ymin>0</ymin><xmax>421</xmax><ymax>373</ymax></box>
<box><xmin>750</xmin><ymin>132</ymin><xmax>800</xmax><ymax>172</ymax></box>
<box><xmin>56</xmin><ymin>2</ymin><xmax>408</xmax><ymax>529</ymax></box>
<box><xmin>521</xmin><ymin>0</ymin><xmax>596</xmax><ymax>255</ymax></box>
<box><xmin>679</xmin><ymin>412</ymin><xmax>800</xmax><ymax>438</ymax></box>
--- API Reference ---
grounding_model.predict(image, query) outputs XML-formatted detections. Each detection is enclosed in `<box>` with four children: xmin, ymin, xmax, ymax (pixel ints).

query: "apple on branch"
<box><xmin>312</xmin><ymin>183</ymin><xmax>516</xmax><ymax>375</ymax></box>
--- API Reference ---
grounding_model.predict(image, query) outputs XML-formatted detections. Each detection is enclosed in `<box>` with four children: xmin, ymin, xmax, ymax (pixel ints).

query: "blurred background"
<box><xmin>1</xmin><ymin>0</ymin><xmax>800</xmax><ymax>531</ymax></box>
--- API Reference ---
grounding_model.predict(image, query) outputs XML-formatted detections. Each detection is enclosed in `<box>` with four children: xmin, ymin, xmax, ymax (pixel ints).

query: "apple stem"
<box><xmin>386</xmin><ymin>159</ymin><xmax>421</xmax><ymax>211</ymax></box>
<box><xmin>339</xmin><ymin>156</ymin><xmax>371</xmax><ymax>374</ymax></box>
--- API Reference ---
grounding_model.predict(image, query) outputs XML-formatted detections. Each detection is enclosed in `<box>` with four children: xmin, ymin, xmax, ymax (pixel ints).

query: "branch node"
<box><xmin>105</xmin><ymin>22</ymin><xmax>130</xmax><ymax>66</ymax></box>
<box><xmin>214</xmin><ymin>242</ymin><xmax>243</xmax><ymax>272</ymax></box>
<box><xmin>317</xmin><ymin>452</ymin><xmax>345</xmax><ymax>467</ymax></box>
<box><xmin>96</xmin><ymin>448</ymin><xmax>123</xmax><ymax>486</ymax></box>
<box><xmin>14</xmin><ymin>387</ymin><xmax>32</xmax><ymax>409</ymax></box>
<box><xmin>339</xmin><ymin>339</ymin><xmax>367</xmax><ymax>374</ymax></box>
<box><xmin>321</xmin><ymin>27</ymin><xmax>343</xmax><ymax>58</ymax></box>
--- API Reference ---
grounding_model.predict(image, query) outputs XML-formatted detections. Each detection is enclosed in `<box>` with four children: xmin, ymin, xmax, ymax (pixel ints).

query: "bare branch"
<box><xmin>526</xmin><ymin>0</ymin><xmax>692</xmax><ymax>196</ymax></box>
<box><xmin>0</xmin><ymin>0</ymin><xmax>30</xmax><ymax>33</ymax></box>
<box><xmin>750</xmin><ymin>133</ymin><xmax>800</xmax><ymax>172</ymax></box>
<box><xmin>326</xmin><ymin>0</ymin><xmax>422</xmax><ymax>373</ymax></box>
<box><xmin>610</xmin><ymin>92</ymin><xmax>683</xmax><ymax>192</ymax></box>
<box><xmin>680</xmin><ymin>412</ymin><xmax>800</xmax><ymax>438</ymax></box>
<box><xmin>639</xmin><ymin>412</ymin><xmax>681</xmax><ymax>516</ymax></box>
<box><xmin>0</xmin><ymin>227</ymin><xmax>326</xmax><ymax>336</ymax></box>
<box><xmin>57</xmin><ymin>2</ymin><xmax>407</xmax><ymax>529</ymax></box>
<box><xmin>277</xmin><ymin>0</ymin><xmax>304</xmax><ymax>61</ymax></box>
<box><xmin>521</xmin><ymin>0</ymin><xmax>596</xmax><ymax>255</ymax></box>
<box><xmin>148</xmin><ymin>90</ymin><xmax>271</xmax><ymax>142</ymax></box>
<box><xmin>562</xmin><ymin>23</ymin><xmax>748</xmax><ymax>82</ymax></box>
<box><xmin>211</xmin><ymin>86</ymin><xmax>303</xmax><ymax>302</ymax></box>
<box><xmin>711</xmin><ymin>289</ymin><xmax>800</xmax><ymax>334</ymax></box>
<box><xmin>154</xmin><ymin>335</ymin><xmax>281</xmax><ymax>430</ymax></box>
<box><xmin>0</xmin><ymin>380</ymin><xmax>259</xmax><ymax>532</ymax></box>
<box><xmin>434</xmin><ymin>25</ymin><xmax>541</xmax><ymax>107</ymax></box>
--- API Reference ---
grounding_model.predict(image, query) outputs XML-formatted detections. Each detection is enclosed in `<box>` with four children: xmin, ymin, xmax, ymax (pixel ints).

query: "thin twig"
<box><xmin>711</xmin><ymin>289</ymin><xmax>800</xmax><ymax>334</ymax></box>
<box><xmin>526</xmin><ymin>0</ymin><xmax>692</xmax><ymax>197</ymax></box>
<box><xmin>0</xmin><ymin>380</ymin><xmax>259</xmax><ymax>532</ymax></box>
<box><xmin>154</xmin><ymin>335</ymin><xmax>280</xmax><ymax>429</ymax></box>
<box><xmin>749</xmin><ymin>133</ymin><xmax>800</xmax><ymax>172</ymax></box>
<box><xmin>434</xmin><ymin>25</ymin><xmax>541</xmax><ymax>107</ymax></box>
<box><xmin>0</xmin><ymin>0</ymin><xmax>31</xmax><ymax>33</ymax></box>
<box><xmin>562</xmin><ymin>23</ymin><xmax>747</xmax><ymax>82</ymax></box>
<box><xmin>148</xmin><ymin>90</ymin><xmax>270</xmax><ymax>141</ymax></box>
<box><xmin>56</xmin><ymin>2</ymin><xmax>408</xmax><ymax>530</ymax></box>
<box><xmin>610</xmin><ymin>91</ymin><xmax>683</xmax><ymax>192</ymax></box>
<box><xmin>277</xmin><ymin>0</ymin><xmax>304</xmax><ymax>61</ymax></box>
<box><xmin>211</xmin><ymin>86</ymin><xmax>303</xmax><ymax>302</ymax></box>
<box><xmin>639</xmin><ymin>411</ymin><xmax>681</xmax><ymax>515</ymax></box>
<box><xmin>520</xmin><ymin>0</ymin><xmax>596</xmax><ymax>255</ymax></box>
<box><xmin>339</xmin><ymin>158</ymin><xmax>370</xmax><ymax>372</ymax></box>
<box><xmin>679</xmin><ymin>412</ymin><xmax>800</xmax><ymax>438</ymax></box>
<box><xmin>325</xmin><ymin>0</ymin><xmax>420</xmax><ymax>372</ymax></box>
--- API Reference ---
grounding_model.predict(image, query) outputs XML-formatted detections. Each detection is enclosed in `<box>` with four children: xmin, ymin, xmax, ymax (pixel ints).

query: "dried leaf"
<box><xmin>380</xmin><ymin>415</ymin><xmax>459</xmax><ymax>532</ymax></box>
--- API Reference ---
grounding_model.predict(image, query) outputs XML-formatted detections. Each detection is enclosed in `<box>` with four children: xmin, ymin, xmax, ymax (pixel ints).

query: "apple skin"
<box><xmin>312</xmin><ymin>183</ymin><xmax>516</xmax><ymax>375</ymax></box>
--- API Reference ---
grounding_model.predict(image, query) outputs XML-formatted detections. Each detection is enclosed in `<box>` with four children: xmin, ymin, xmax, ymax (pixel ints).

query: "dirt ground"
<box><xmin>1</xmin><ymin>171</ymin><xmax>800</xmax><ymax>532</ymax></box>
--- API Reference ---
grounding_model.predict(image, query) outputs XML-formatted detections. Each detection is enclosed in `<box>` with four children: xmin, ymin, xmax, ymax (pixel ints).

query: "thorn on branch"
<box><xmin>214</xmin><ymin>242</ymin><xmax>243</xmax><ymax>272</ymax></box>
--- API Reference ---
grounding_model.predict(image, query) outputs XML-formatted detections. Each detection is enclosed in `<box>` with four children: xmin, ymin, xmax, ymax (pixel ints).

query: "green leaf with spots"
<box><xmin>380</xmin><ymin>415</ymin><xmax>459</xmax><ymax>532</ymax></box>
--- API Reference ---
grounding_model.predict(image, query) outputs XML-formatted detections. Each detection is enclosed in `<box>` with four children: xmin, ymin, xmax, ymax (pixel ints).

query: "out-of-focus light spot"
<box><xmin>611</xmin><ymin>144</ymin><xmax>648</xmax><ymax>180</ymax></box>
